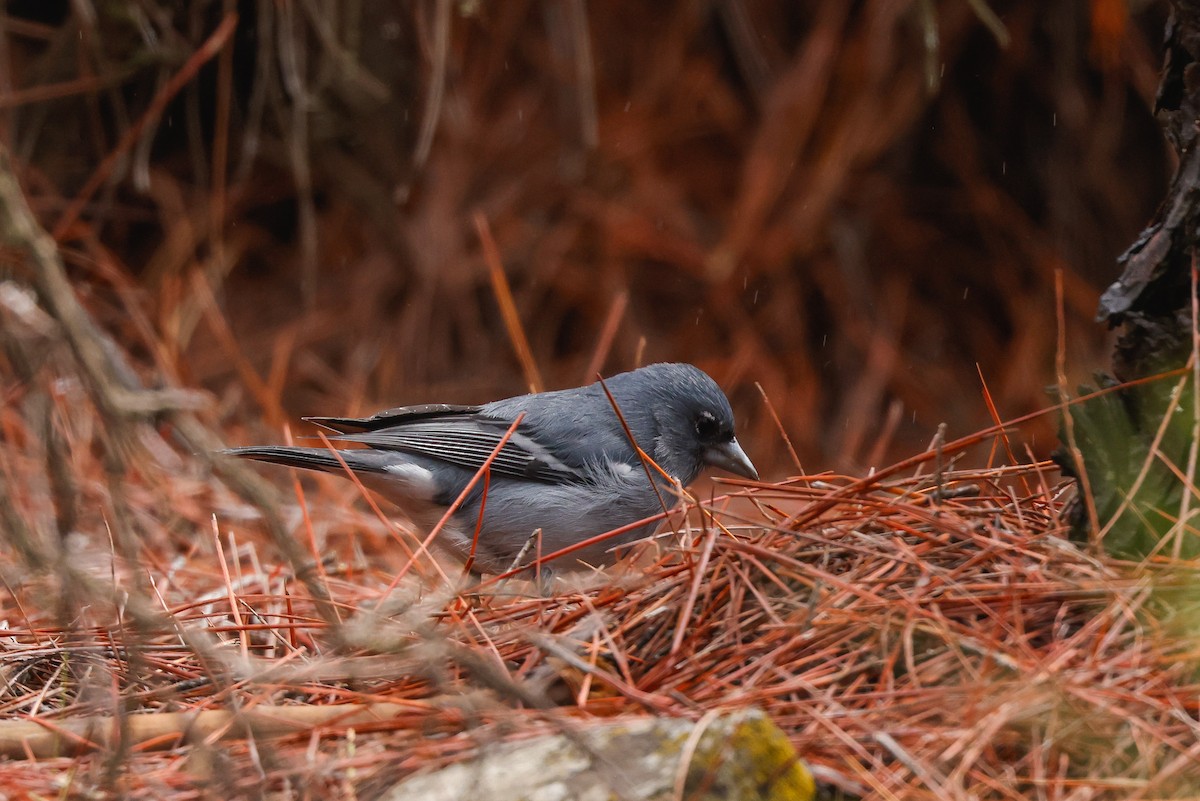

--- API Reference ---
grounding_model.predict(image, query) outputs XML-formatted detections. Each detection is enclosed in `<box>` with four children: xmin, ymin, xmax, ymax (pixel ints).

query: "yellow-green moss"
<box><xmin>685</xmin><ymin>711</ymin><xmax>815</xmax><ymax>801</ymax></box>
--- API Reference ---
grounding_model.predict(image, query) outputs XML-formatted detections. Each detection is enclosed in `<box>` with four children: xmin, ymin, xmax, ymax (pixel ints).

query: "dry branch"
<box><xmin>0</xmin><ymin>146</ymin><xmax>203</xmax><ymax>420</ymax></box>
<box><xmin>0</xmin><ymin>702</ymin><xmax>413</xmax><ymax>760</ymax></box>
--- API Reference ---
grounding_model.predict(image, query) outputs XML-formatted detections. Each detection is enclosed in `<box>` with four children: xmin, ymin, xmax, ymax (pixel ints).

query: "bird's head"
<box><xmin>624</xmin><ymin>363</ymin><xmax>758</xmax><ymax>486</ymax></box>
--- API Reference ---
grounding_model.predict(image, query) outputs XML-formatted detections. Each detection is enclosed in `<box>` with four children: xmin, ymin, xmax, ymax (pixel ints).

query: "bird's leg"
<box><xmin>495</xmin><ymin>528</ymin><xmax>558</xmax><ymax>594</ymax></box>
<box><xmin>506</xmin><ymin>527</ymin><xmax>542</xmax><ymax>574</ymax></box>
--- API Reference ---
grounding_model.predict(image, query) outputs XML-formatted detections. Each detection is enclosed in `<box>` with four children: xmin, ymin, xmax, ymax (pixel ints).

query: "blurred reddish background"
<box><xmin>1</xmin><ymin>0</ymin><xmax>1171</xmax><ymax>476</ymax></box>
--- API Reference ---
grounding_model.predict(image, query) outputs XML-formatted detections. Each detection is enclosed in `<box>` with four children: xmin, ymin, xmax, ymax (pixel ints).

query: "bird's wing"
<box><xmin>305</xmin><ymin>404</ymin><xmax>481</xmax><ymax>433</ymax></box>
<box><xmin>309</xmin><ymin>408</ymin><xmax>585</xmax><ymax>485</ymax></box>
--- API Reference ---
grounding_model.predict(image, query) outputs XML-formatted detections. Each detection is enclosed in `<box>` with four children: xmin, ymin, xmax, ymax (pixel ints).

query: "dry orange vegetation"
<box><xmin>1</xmin><ymin>2</ymin><xmax>1197</xmax><ymax>798</ymax></box>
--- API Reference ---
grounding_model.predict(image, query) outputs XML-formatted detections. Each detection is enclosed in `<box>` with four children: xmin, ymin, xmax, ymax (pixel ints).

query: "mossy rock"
<box><xmin>381</xmin><ymin>708</ymin><xmax>815</xmax><ymax>801</ymax></box>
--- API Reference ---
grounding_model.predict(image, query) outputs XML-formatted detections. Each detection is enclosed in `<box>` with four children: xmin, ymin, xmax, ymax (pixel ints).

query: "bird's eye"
<box><xmin>694</xmin><ymin>411</ymin><xmax>722</xmax><ymax>441</ymax></box>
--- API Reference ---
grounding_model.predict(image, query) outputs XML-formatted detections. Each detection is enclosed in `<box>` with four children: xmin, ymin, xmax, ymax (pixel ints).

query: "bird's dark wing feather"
<box><xmin>305</xmin><ymin>403</ymin><xmax>482</xmax><ymax>433</ymax></box>
<box><xmin>318</xmin><ymin>411</ymin><xmax>586</xmax><ymax>485</ymax></box>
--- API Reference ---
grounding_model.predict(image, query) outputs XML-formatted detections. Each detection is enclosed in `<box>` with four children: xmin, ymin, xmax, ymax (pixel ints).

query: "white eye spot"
<box><xmin>695</xmin><ymin>411</ymin><xmax>721</xmax><ymax>440</ymax></box>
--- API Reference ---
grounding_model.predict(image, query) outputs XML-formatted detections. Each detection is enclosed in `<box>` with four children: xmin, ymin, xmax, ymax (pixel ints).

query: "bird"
<box><xmin>225</xmin><ymin>362</ymin><xmax>758</xmax><ymax>574</ymax></box>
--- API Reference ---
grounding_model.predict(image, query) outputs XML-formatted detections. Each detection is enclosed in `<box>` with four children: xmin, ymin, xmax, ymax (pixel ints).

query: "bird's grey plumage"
<box><xmin>224</xmin><ymin>363</ymin><xmax>757</xmax><ymax>573</ymax></box>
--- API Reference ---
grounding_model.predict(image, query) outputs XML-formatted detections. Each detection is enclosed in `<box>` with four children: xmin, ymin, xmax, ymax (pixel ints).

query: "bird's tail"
<box><xmin>221</xmin><ymin>446</ymin><xmax>391</xmax><ymax>475</ymax></box>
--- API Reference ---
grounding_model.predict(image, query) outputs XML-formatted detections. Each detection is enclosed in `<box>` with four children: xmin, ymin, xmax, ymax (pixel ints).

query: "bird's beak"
<box><xmin>703</xmin><ymin>438</ymin><xmax>759</xmax><ymax>481</ymax></box>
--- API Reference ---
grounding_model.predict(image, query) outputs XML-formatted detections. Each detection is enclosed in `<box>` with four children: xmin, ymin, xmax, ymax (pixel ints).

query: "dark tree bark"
<box><xmin>1098</xmin><ymin>0</ymin><xmax>1200</xmax><ymax>377</ymax></box>
<box><xmin>1059</xmin><ymin>1</ymin><xmax>1200</xmax><ymax>557</ymax></box>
